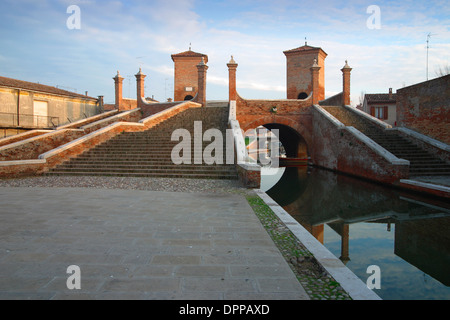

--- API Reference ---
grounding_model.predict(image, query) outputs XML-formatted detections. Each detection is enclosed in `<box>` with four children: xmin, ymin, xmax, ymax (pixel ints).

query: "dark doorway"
<box><xmin>184</xmin><ymin>95</ymin><xmax>194</xmax><ymax>101</ymax></box>
<box><xmin>297</xmin><ymin>92</ymin><xmax>308</xmax><ymax>99</ymax></box>
<box><xmin>262</xmin><ymin>123</ymin><xmax>308</xmax><ymax>159</ymax></box>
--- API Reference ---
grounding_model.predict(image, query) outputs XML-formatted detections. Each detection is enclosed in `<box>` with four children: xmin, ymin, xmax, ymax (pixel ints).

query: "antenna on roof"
<box><xmin>426</xmin><ymin>32</ymin><xmax>437</xmax><ymax>80</ymax></box>
<box><xmin>136</xmin><ymin>56</ymin><xmax>146</xmax><ymax>69</ymax></box>
<box><xmin>56</xmin><ymin>85</ymin><xmax>77</xmax><ymax>92</ymax></box>
<box><xmin>305</xmin><ymin>37</ymin><xmax>307</xmax><ymax>46</ymax></box>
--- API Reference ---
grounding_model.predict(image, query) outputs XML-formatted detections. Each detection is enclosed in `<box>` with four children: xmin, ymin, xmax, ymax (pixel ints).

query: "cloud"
<box><xmin>0</xmin><ymin>0</ymin><xmax>448</xmax><ymax>104</ymax></box>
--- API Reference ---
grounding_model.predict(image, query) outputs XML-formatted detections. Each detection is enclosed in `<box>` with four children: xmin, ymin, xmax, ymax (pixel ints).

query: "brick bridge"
<box><xmin>225</xmin><ymin>47</ymin><xmax>449</xmax><ymax>189</ymax></box>
<box><xmin>0</xmin><ymin>45</ymin><xmax>449</xmax><ymax>197</ymax></box>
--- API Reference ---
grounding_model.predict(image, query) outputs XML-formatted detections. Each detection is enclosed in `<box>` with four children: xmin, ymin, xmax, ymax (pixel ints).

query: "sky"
<box><xmin>0</xmin><ymin>0</ymin><xmax>449</xmax><ymax>105</ymax></box>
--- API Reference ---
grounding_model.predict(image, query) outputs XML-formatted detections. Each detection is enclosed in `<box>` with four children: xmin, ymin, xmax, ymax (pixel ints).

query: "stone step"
<box><xmin>49</xmin><ymin>105</ymin><xmax>238</xmax><ymax>180</ymax></box>
<box><xmin>64</xmin><ymin>160</ymin><xmax>234</xmax><ymax>166</ymax></box>
<box><xmin>45</xmin><ymin>171</ymin><xmax>238</xmax><ymax>179</ymax></box>
<box><xmin>49</xmin><ymin>168</ymin><xmax>236</xmax><ymax>175</ymax></box>
<box><xmin>74</xmin><ymin>155</ymin><xmax>191</xmax><ymax>160</ymax></box>
<box><xmin>54</xmin><ymin>164</ymin><xmax>236</xmax><ymax>171</ymax></box>
<box><xmin>96</xmin><ymin>146</ymin><xmax>228</xmax><ymax>151</ymax></box>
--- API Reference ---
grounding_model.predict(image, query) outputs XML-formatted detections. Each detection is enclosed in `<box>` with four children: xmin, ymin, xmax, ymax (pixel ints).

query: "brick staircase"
<box><xmin>323</xmin><ymin>106</ymin><xmax>450</xmax><ymax>177</ymax></box>
<box><xmin>46</xmin><ymin>106</ymin><xmax>238</xmax><ymax>180</ymax></box>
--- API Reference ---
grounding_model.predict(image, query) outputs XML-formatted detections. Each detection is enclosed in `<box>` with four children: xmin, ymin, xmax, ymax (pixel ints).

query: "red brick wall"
<box><xmin>141</xmin><ymin>102</ymin><xmax>181</xmax><ymax>118</ymax></box>
<box><xmin>0</xmin><ymin>129</ymin><xmax>85</xmax><ymax>161</ymax></box>
<box><xmin>285</xmin><ymin>50</ymin><xmax>326</xmax><ymax>100</ymax></box>
<box><xmin>396</xmin><ymin>75</ymin><xmax>450</xmax><ymax>144</ymax></box>
<box><xmin>236</xmin><ymin>165</ymin><xmax>260</xmax><ymax>188</ymax></box>
<box><xmin>121</xmin><ymin>99</ymin><xmax>138</xmax><ymax>111</ymax></box>
<box><xmin>173</xmin><ymin>57</ymin><xmax>202</xmax><ymax>101</ymax></box>
<box><xmin>311</xmin><ymin>106</ymin><xmax>409</xmax><ymax>183</ymax></box>
<box><xmin>237</xmin><ymin>93</ymin><xmax>312</xmax><ymax>134</ymax></box>
<box><xmin>0</xmin><ymin>130</ymin><xmax>49</xmax><ymax>148</ymax></box>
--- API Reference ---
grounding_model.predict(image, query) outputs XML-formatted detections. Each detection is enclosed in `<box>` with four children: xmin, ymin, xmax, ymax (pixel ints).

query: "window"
<box><xmin>370</xmin><ymin>106</ymin><xmax>388</xmax><ymax>120</ymax></box>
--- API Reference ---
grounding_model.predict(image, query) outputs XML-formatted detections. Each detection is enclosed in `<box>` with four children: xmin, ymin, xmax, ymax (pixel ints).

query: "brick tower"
<box><xmin>171</xmin><ymin>48</ymin><xmax>208</xmax><ymax>102</ymax></box>
<box><xmin>283</xmin><ymin>42</ymin><xmax>327</xmax><ymax>100</ymax></box>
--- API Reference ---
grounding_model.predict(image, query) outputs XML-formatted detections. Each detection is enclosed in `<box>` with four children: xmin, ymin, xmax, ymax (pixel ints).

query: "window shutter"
<box><xmin>370</xmin><ymin>106</ymin><xmax>375</xmax><ymax>116</ymax></box>
<box><xmin>383</xmin><ymin>106</ymin><xmax>388</xmax><ymax>120</ymax></box>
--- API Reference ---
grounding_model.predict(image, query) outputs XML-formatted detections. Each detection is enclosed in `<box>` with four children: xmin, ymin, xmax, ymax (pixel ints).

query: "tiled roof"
<box><xmin>365</xmin><ymin>93</ymin><xmax>397</xmax><ymax>103</ymax></box>
<box><xmin>283</xmin><ymin>45</ymin><xmax>327</xmax><ymax>55</ymax></box>
<box><xmin>0</xmin><ymin>75</ymin><xmax>97</xmax><ymax>100</ymax></box>
<box><xmin>171</xmin><ymin>50</ymin><xmax>208</xmax><ymax>62</ymax></box>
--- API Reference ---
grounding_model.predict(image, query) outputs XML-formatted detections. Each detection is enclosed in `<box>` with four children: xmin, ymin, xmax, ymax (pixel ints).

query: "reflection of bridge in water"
<box><xmin>266</xmin><ymin>166</ymin><xmax>450</xmax><ymax>286</ymax></box>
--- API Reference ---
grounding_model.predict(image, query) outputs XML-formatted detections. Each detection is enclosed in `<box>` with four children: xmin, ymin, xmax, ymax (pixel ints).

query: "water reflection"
<box><xmin>263</xmin><ymin>166</ymin><xmax>450</xmax><ymax>300</ymax></box>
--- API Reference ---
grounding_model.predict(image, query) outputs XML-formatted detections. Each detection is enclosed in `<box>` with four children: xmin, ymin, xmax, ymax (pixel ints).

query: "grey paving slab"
<box><xmin>0</xmin><ymin>187</ymin><xmax>309</xmax><ymax>300</ymax></box>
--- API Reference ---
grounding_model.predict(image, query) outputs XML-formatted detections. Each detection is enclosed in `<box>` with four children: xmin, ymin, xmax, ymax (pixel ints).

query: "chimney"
<box><xmin>227</xmin><ymin>55</ymin><xmax>238</xmax><ymax>102</ymax></box>
<box><xmin>389</xmin><ymin>88</ymin><xmax>393</xmax><ymax>100</ymax></box>
<box><xmin>113</xmin><ymin>71</ymin><xmax>124</xmax><ymax>110</ymax></box>
<box><xmin>310</xmin><ymin>58</ymin><xmax>321</xmax><ymax>105</ymax></box>
<box><xmin>341</xmin><ymin>60</ymin><xmax>352</xmax><ymax>106</ymax></box>
<box><xmin>97</xmin><ymin>95</ymin><xmax>104</xmax><ymax>111</ymax></box>
<box><xmin>196</xmin><ymin>57</ymin><xmax>208</xmax><ymax>106</ymax></box>
<box><xmin>135</xmin><ymin>68</ymin><xmax>147</xmax><ymax>109</ymax></box>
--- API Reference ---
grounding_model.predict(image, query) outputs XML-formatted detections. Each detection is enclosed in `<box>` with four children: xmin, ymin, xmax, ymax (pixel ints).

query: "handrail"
<box><xmin>0</xmin><ymin>112</ymin><xmax>59</xmax><ymax>128</ymax></box>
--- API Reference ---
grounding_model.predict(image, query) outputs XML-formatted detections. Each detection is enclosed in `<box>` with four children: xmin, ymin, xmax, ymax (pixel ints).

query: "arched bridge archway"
<box><xmin>240</xmin><ymin>116</ymin><xmax>312</xmax><ymax>160</ymax></box>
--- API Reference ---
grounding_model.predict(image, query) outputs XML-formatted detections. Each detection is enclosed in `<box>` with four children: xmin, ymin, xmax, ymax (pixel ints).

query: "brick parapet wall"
<box><xmin>236</xmin><ymin>93</ymin><xmax>312</xmax><ymax>115</ymax></box>
<box><xmin>0</xmin><ymin>130</ymin><xmax>51</xmax><ymax>148</ymax></box>
<box><xmin>139</xmin><ymin>101</ymin><xmax>202</xmax><ymax>129</ymax></box>
<box><xmin>40</xmin><ymin>122</ymin><xmax>145</xmax><ymax>170</ymax></box>
<box><xmin>0</xmin><ymin>159</ymin><xmax>46</xmax><ymax>178</ymax></box>
<box><xmin>319</xmin><ymin>92</ymin><xmax>343</xmax><ymax>106</ymax></box>
<box><xmin>236</xmin><ymin>93</ymin><xmax>313</xmax><ymax>139</ymax></box>
<box><xmin>0</xmin><ymin>101</ymin><xmax>202</xmax><ymax>177</ymax></box>
<box><xmin>140</xmin><ymin>102</ymin><xmax>184</xmax><ymax>118</ymax></box>
<box><xmin>81</xmin><ymin>108</ymin><xmax>142</xmax><ymax>134</ymax></box>
<box><xmin>236</xmin><ymin>164</ymin><xmax>261</xmax><ymax>188</ymax></box>
<box><xmin>311</xmin><ymin>105</ymin><xmax>409</xmax><ymax>184</ymax></box>
<box><xmin>323</xmin><ymin>105</ymin><xmax>390</xmax><ymax>135</ymax></box>
<box><xmin>0</xmin><ymin>129</ymin><xmax>86</xmax><ymax>161</ymax></box>
<box><xmin>396</xmin><ymin>74</ymin><xmax>450</xmax><ymax>144</ymax></box>
<box><xmin>57</xmin><ymin>109</ymin><xmax>119</xmax><ymax>130</ymax></box>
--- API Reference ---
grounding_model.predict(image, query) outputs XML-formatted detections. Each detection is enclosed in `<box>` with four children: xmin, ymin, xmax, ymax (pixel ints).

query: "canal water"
<box><xmin>261</xmin><ymin>166</ymin><xmax>450</xmax><ymax>300</ymax></box>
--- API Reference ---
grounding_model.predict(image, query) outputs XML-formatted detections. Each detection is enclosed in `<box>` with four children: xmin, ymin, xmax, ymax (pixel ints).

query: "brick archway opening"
<box><xmin>184</xmin><ymin>95</ymin><xmax>194</xmax><ymax>101</ymax></box>
<box><xmin>262</xmin><ymin>123</ymin><xmax>308</xmax><ymax>159</ymax></box>
<box><xmin>297</xmin><ymin>92</ymin><xmax>308</xmax><ymax>100</ymax></box>
<box><xmin>240</xmin><ymin>116</ymin><xmax>312</xmax><ymax>161</ymax></box>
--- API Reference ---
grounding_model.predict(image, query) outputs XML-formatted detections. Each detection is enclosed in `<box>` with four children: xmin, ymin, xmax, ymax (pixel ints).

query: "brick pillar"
<box><xmin>196</xmin><ymin>57</ymin><xmax>208</xmax><ymax>106</ymax></box>
<box><xmin>227</xmin><ymin>56</ymin><xmax>238</xmax><ymax>101</ymax></box>
<box><xmin>113</xmin><ymin>71</ymin><xmax>124</xmax><ymax>110</ymax></box>
<box><xmin>341</xmin><ymin>60</ymin><xmax>352</xmax><ymax>106</ymax></box>
<box><xmin>135</xmin><ymin>68</ymin><xmax>146</xmax><ymax>109</ymax></box>
<box><xmin>310</xmin><ymin>58</ymin><xmax>321</xmax><ymax>105</ymax></box>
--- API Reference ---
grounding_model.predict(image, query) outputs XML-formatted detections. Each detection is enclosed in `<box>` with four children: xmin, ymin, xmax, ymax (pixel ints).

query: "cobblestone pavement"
<box><xmin>0</xmin><ymin>176</ymin><xmax>351</xmax><ymax>300</ymax></box>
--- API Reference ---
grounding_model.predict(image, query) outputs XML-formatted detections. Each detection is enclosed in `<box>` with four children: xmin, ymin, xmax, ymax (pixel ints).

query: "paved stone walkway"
<box><xmin>0</xmin><ymin>186</ymin><xmax>309</xmax><ymax>300</ymax></box>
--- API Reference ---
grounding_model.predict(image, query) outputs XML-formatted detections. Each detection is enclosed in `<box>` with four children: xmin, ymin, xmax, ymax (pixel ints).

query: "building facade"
<box><xmin>171</xmin><ymin>49</ymin><xmax>208</xmax><ymax>102</ymax></box>
<box><xmin>362</xmin><ymin>88</ymin><xmax>397</xmax><ymax>126</ymax></box>
<box><xmin>283</xmin><ymin>43</ymin><xmax>327</xmax><ymax>100</ymax></box>
<box><xmin>0</xmin><ymin>75</ymin><xmax>101</xmax><ymax>138</ymax></box>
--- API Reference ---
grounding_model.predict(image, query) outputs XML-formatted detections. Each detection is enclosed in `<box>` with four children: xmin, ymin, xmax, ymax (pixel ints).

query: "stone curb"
<box><xmin>254</xmin><ymin>189</ymin><xmax>382</xmax><ymax>300</ymax></box>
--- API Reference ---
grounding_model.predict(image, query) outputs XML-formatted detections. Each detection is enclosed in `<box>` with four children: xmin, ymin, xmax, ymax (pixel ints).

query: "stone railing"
<box><xmin>229</xmin><ymin>107</ymin><xmax>261</xmax><ymax>188</ymax></box>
